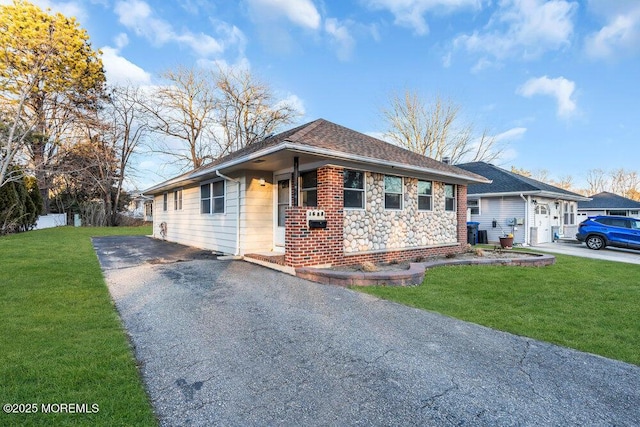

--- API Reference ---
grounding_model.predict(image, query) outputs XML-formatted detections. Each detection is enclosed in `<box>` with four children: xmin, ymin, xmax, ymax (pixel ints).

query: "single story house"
<box><xmin>144</xmin><ymin>119</ymin><xmax>489</xmax><ymax>269</ymax></box>
<box><xmin>455</xmin><ymin>162</ymin><xmax>590</xmax><ymax>246</ymax></box>
<box><xmin>577</xmin><ymin>191</ymin><xmax>640</xmax><ymax>222</ymax></box>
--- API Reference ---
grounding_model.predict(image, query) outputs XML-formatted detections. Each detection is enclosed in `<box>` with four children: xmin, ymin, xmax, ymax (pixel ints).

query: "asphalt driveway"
<box><xmin>94</xmin><ymin>236</ymin><xmax>640</xmax><ymax>426</ymax></box>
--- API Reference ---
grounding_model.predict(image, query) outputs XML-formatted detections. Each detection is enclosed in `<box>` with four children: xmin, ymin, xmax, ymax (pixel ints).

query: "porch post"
<box><xmin>292</xmin><ymin>156</ymin><xmax>299</xmax><ymax>206</ymax></box>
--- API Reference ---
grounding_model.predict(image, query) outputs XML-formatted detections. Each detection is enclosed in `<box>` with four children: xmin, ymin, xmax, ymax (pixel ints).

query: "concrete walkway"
<box><xmin>95</xmin><ymin>236</ymin><xmax>640</xmax><ymax>426</ymax></box>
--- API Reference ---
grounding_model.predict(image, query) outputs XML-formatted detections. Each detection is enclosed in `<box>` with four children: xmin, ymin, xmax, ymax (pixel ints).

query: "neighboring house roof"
<box><xmin>456</xmin><ymin>162</ymin><xmax>589</xmax><ymax>201</ymax></box>
<box><xmin>145</xmin><ymin>119</ymin><xmax>490</xmax><ymax>194</ymax></box>
<box><xmin>577</xmin><ymin>191</ymin><xmax>640</xmax><ymax>210</ymax></box>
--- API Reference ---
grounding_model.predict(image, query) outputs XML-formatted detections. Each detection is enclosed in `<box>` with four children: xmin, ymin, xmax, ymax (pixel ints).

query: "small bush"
<box><xmin>360</xmin><ymin>261</ymin><xmax>378</xmax><ymax>272</ymax></box>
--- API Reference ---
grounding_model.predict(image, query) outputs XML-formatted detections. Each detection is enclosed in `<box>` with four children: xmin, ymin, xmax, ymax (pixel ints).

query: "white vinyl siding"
<box><xmin>154</xmin><ymin>180</ymin><xmax>238</xmax><ymax>255</ymax></box>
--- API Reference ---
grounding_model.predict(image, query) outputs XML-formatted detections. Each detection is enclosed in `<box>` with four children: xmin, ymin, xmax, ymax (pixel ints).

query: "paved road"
<box><xmin>94</xmin><ymin>236</ymin><xmax>640</xmax><ymax>426</ymax></box>
<box><xmin>533</xmin><ymin>241</ymin><xmax>640</xmax><ymax>265</ymax></box>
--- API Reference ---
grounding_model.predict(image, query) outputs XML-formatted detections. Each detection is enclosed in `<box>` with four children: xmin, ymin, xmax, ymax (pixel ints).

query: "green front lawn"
<box><xmin>0</xmin><ymin>226</ymin><xmax>157</xmax><ymax>426</ymax></box>
<box><xmin>356</xmin><ymin>252</ymin><xmax>640</xmax><ymax>366</ymax></box>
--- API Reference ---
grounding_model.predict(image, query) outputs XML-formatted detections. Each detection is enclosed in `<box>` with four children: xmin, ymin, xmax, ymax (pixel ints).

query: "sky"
<box><xmin>8</xmin><ymin>0</ymin><xmax>640</xmax><ymax>191</ymax></box>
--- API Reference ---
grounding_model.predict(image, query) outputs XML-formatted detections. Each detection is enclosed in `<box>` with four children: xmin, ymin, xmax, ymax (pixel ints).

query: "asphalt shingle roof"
<box><xmin>146</xmin><ymin>119</ymin><xmax>488</xmax><ymax>193</ymax></box>
<box><xmin>578</xmin><ymin>191</ymin><xmax>640</xmax><ymax>209</ymax></box>
<box><xmin>456</xmin><ymin>161</ymin><xmax>586</xmax><ymax>199</ymax></box>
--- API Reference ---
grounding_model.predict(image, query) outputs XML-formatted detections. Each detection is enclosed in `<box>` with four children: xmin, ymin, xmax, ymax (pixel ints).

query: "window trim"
<box><xmin>200</xmin><ymin>180</ymin><xmax>226</xmax><ymax>215</ymax></box>
<box><xmin>211</xmin><ymin>180</ymin><xmax>225</xmax><ymax>214</ymax></box>
<box><xmin>173</xmin><ymin>188</ymin><xmax>183</xmax><ymax>211</ymax></box>
<box><xmin>444</xmin><ymin>184</ymin><xmax>456</xmax><ymax>212</ymax></box>
<box><xmin>384</xmin><ymin>175</ymin><xmax>403</xmax><ymax>210</ymax></box>
<box><xmin>467</xmin><ymin>198</ymin><xmax>480</xmax><ymax>215</ymax></box>
<box><xmin>417</xmin><ymin>180</ymin><xmax>433</xmax><ymax>211</ymax></box>
<box><xmin>162</xmin><ymin>192</ymin><xmax>168</xmax><ymax>211</ymax></box>
<box><xmin>344</xmin><ymin>169</ymin><xmax>366</xmax><ymax>210</ymax></box>
<box><xmin>299</xmin><ymin>169</ymin><xmax>318</xmax><ymax>207</ymax></box>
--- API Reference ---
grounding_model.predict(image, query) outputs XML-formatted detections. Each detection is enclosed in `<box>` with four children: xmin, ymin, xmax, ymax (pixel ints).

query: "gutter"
<box><xmin>520</xmin><ymin>193</ymin><xmax>530</xmax><ymax>246</ymax></box>
<box><xmin>216</xmin><ymin>170</ymin><xmax>241</xmax><ymax>256</ymax></box>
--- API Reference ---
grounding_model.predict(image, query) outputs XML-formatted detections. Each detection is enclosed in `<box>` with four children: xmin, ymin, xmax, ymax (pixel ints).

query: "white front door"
<box><xmin>274</xmin><ymin>175</ymin><xmax>290</xmax><ymax>249</ymax></box>
<box><xmin>535</xmin><ymin>205</ymin><xmax>551</xmax><ymax>243</ymax></box>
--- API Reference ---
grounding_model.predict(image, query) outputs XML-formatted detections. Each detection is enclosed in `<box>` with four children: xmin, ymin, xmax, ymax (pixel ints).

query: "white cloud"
<box><xmin>492</xmin><ymin>126</ymin><xmax>527</xmax><ymax>143</ymax></box>
<box><xmin>246</xmin><ymin>0</ymin><xmax>321</xmax><ymax>30</ymax></box>
<box><xmin>114</xmin><ymin>0</ymin><xmax>244</xmax><ymax>58</ymax></box>
<box><xmin>454</xmin><ymin>0</ymin><xmax>577</xmax><ymax>65</ymax></box>
<box><xmin>325</xmin><ymin>18</ymin><xmax>356</xmax><ymax>61</ymax></box>
<box><xmin>364</xmin><ymin>0</ymin><xmax>481</xmax><ymax>35</ymax></box>
<box><xmin>101</xmin><ymin>46</ymin><xmax>152</xmax><ymax>85</ymax></box>
<box><xmin>584</xmin><ymin>2</ymin><xmax>640</xmax><ymax>60</ymax></box>
<box><xmin>517</xmin><ymin>76</ymin><xmax>577</xmax><ymax>118</ymax></box>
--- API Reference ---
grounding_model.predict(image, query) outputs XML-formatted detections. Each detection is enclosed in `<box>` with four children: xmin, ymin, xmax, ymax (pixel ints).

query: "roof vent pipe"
<box><xmin>442</xmin><ymin>156</ymin><xmax>451</xmax><ymax>164</ymax></box>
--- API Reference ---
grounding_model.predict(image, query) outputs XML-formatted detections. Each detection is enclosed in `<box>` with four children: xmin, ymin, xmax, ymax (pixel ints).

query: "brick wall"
<box><xmin>284</xmin><ymin>165</ymin><xmax>468</xmax><ymax>268</ymax></box>
<box><xmin>285</xmin><ymin>166</ymin><xmax>344</xmax><ymax>267</ymax></box>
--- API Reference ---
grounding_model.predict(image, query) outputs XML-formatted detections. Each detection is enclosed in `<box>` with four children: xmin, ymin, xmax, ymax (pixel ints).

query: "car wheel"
<box><xmin>586</xmin><ymin>235</ymin><xmax>605</xmax><ymax>250</ymax></box>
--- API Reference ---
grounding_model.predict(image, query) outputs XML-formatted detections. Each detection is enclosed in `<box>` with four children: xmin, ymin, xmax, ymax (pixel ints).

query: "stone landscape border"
<box><xmin>296</xmin><ymin>252</ymin><xmax>556</xmax><ymax>287</ymax></box>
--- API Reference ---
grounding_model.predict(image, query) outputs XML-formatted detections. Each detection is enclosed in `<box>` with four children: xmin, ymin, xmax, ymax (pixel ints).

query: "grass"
<box><xmin>356</xmin><ymin>251</ymin><xmax>640</xmax><ymax>366</ymax></box>
<box><xmin>0</xmin><ymin>226</ymin><xmax>157</xmax><ymax>426</ymax></box>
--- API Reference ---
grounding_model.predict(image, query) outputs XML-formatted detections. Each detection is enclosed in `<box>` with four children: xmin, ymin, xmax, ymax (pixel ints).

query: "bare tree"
<box><xmin>214</xmin><ymin>66</ymin><xmax>299</xmax><ymax>156</ymax></box>
<box><xmin>585</xmin><ymin>168</ymin><xmax>607</xmax><ymax>195</ymax></box>
<box><xmin>102</xmin><ymin>85</ymin><xmax>149</xmax><ymax>224</ymax></box>
<box><xmin>381</xmin><ymin>90</ymin><xmax>503</xmax><ymax>164</ymax></box>
<box><xmin>143</xmin><ymin>65</ymin><xmax>300</xmax><ymax>170</ymax></box>
<box><xmin>143</xmin><ymin>66</ymin><xmax>218</xmax><ymax>169</ymax></box>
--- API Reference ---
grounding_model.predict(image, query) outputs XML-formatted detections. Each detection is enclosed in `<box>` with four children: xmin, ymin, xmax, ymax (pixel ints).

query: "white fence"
<box><xmin>34</xmin><ymin>214</ymin><xmax>67</xmax><ymax>230</ymax></box>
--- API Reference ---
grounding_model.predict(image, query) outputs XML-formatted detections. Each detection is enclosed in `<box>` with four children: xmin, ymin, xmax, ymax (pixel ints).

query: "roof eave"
<box><xmin>144</xmin><ymin>141</ymin><xmax>490</xmax><ymax>194</ymax></box>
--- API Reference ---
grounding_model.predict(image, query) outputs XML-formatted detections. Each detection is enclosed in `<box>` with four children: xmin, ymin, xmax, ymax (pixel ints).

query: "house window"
<box><xmin>344</xmin><ymin>170</ymin><xmax>365</xmax><ymax>209</ymax></box>
<box><xmin>468</xmin><ymin>199</ymin><xmax>480</xmax><ymax>215</ymax></box>
<box><xmin>535</xmin><ymin>205</ymin><xmax>548</xmax><ymax>215</ymax></box>
<box><xmin>631</xmin><ymin>210</ymin><xmax>639</xmax><ymax>216</ymax></box>
<box><xmin>163</xmin><ymin>193</ymin><xmax>168</xmax><ymax>211</ymax></box>
<box><xmin>563</xmin><ymin>202</ymin><xmax>575</xmax><ymax>225</ymax></box>
<box><xmin>444</xmin><ymin>184</ymin><xmax>456</xmax><ymax>211</ymax></box>
<box><xmin>173</xmin><ymin>189</ymin><xmax>183</xmax><ymax>210</ymax></box>
<box><xmin>417</xmin><ymin>180</ymin><xmax>432</xmax><ymax>211</ymax></box>
<box><xmin>212</xmin><ymin>181</ymin><xmax>225</xmax><ymax>213</ymax></box>
<box><xmin>384</xmin><ymin>175</ymin><xmax>403</xmax><ymax>210</ymax></box>
<box><xmin>201</xmin><ymin>181</ymin><xmax>225</xmax><ymax>214</ymax></box>
<box><xmin>300</xmin><ymin>170</ymin><xmax>317</xmax><ymax>207</ymax></box>
<box><xmin>608</xmin><ymin>210</ymin><xmax>627</xmax><ymax>216</ymax></box>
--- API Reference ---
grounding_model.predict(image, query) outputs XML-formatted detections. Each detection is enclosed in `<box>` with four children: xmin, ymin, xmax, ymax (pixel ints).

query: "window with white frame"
<box><xmin>173</xmin><ymin>189</ymin><xmax>183</xmax><ymax>210</ymax></box>
<box><xmin>163</xmin><ymin>192</ymin><xmax>168</xmax><ymax>211</ymax></box>
<box><xmin>444</xmin><ymin>184</ymin><xmax>456</xmax><ymax>211</ymax></box>
<box><xmin>563</xmin><ymin>202</ymin><xmax>575</xmax><ymax>225</ymax></box>
<box><xmin>212</xmin><ymin>181</ymin><xmax>225</xmax><ymax>213</ymax></box>
<box><xmin>468</xmin><ymin>198</ymin><xmax>480</xmax><ymax>215</ymax></box>
<box><xmin>300</xmin><ymin>170</ymin><xmax>317</xmax><ymax>207</ymax></box>
<box><xmin>384</xmin><ymin>175</ymin><xmax>403</xmax><ymax>210</ymax></box>
<box><xmin>201</xmin><ymin>181</ymin><xmax>225</xmax><ymax>214</ymax></box>
<box><xmin>344</xmin><ymin>170</ymin><xmax>365</xmax><ymax>209</ymax></box>
<box><xmin>417</xmin><ymin>180</ymin><xmax>432</xmax><ymax>211</ymax></box>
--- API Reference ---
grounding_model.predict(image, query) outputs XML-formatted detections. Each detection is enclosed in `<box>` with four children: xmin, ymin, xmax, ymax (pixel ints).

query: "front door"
<box><xmin>274</xmin><ymin>175</ymin><xmax>290</xmax><ymax>249</ymax></box>
<box><xmin>535</xmin><ymin>205</ymin><xmax>551</xmax><ymax>243</ymax></box>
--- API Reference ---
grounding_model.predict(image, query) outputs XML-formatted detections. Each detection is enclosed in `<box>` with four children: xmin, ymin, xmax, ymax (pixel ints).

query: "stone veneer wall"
<box><xmin>344</xmin><ymin>173</ymin><xmax>458</xmax><ymax>253</ymax></box>
<box><xmin>285</xmin><ymin>166</ymin><xmax>467</xmax><ymax>268</ymax></box>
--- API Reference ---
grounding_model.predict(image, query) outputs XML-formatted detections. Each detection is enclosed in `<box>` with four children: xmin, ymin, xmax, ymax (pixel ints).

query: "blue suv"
<box><xmin>576</xmin><ymin>215</ymin><xmax>640</xmax><ymax>251</ymax></box>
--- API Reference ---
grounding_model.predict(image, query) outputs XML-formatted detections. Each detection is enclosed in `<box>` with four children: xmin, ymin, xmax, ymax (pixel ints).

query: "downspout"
<box><xmin>216</xmin><ymin>170</ymin><xmax>241</xmax><ymax>256</ymax></box>
<box><xmin>520</xmin><ymin>193</ymin><xmax>529</xmax><ymax>246</ymax></box>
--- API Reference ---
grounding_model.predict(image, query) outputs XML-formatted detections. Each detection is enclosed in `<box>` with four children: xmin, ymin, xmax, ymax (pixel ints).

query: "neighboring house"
<box><xmin>124</xmin><ymin>193</ymin><xmax>153</xmax><ymax>221</ymax></box>
<box><xmin>143</xmin><ymin>119</ymin><xmax>489</xmax><ymax>269</ymax></box>
<box><xmin>456</xmin><ymin>162</ymin><xmax>590</xmax><ymax>246</ymax></box>
<box><xmin>577</xmin><ymin>192</ymin><xmax>640</xmax><ymax>221</ymax></box>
